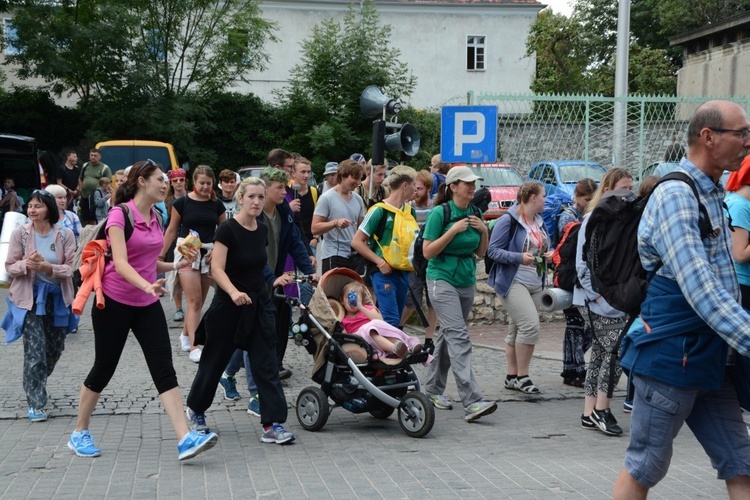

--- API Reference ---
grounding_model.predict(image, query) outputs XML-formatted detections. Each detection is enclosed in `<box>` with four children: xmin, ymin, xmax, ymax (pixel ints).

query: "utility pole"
<box><xmin>612</xmin><ymin>0</ymin><xmax>631</xmax><ymax>168</ymax></box>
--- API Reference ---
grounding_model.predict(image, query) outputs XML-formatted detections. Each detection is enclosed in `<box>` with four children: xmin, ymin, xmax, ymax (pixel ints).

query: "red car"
<box><xmin>453</xmin><ymin>163</ymin><xmax>525</xmax><ymax>220</ymax></box>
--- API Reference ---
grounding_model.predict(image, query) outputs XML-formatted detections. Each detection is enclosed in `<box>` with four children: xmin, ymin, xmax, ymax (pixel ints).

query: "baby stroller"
<box><xmin>287</xmin><ymin>267</ymin><xmax>434</xmax><ymax>438</ymax></box>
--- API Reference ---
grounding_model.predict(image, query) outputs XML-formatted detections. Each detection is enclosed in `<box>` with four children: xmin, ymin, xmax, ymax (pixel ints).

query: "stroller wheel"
<box><xmin>296</xmin><ymin>386</ymin><xmax>330</xmax><ymax>432</ymax></box>
<box><xmin>369</xmin><ymin>406</ymin><xmax>395</xmax><ymax>420</ymax></box>
<box><xmin>398</xmin><ymin>392</ymin><xmax>435</xmax><ymax>438</ymax></box>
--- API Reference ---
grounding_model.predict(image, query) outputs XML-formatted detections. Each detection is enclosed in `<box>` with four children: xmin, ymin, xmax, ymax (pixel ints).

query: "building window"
<box><xmin>4</xmin><ymin>19</ymin><xmax>19</xmax><ymax>56</ymax></box>
<box><xmin>467</xmin><ymin>35</ymin><xmax>485</xmax><ymax>71</ymax></box>
<box><xmin>228</xmin><ymin>29</ymin><xmax>251</xmax><ymax>64</ymax></box>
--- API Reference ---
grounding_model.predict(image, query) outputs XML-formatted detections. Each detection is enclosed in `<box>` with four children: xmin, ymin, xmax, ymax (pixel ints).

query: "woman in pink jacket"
<box><xmin>1</xmin><ymin>189</ymin><xmax>77</xmax><ymax>422</ymax></box>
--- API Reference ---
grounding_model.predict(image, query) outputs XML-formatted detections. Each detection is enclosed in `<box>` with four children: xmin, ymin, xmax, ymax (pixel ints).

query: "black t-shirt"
<box><xmin>298</xmin><ymin>189</ymin><xmax>315</xmax><ymax>243</ymax></box>
<box><xmin>57</xmin><ymin>165</ymin><xmax>80</xmax><ymax>192</ymax></box>
<box><xmin>172</xmin><ymin>195</ymin><xmax>225</xmax><ymax>243</ymax></box>
<box><xmin>213</xmin><ymin>218</ymin><xmax>268</xmax><ymax>295</ymax></box>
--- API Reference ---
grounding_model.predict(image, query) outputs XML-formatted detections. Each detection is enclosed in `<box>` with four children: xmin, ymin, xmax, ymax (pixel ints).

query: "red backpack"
<box><xmin>552</xmin><ymin>221</ymin><xmax>581</xmax><ymax>291</ymax></box>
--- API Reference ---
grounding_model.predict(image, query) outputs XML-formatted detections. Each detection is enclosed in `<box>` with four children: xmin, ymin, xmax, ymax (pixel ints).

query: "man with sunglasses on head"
<box><xmin>77</xmin><ymin>148</ymin><xmax>111</xmax><ymax>226</ymax></box>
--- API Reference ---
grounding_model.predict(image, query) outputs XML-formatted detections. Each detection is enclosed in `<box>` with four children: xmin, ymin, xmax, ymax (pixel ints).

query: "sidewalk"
<box><xmin>0</xmin><ymin>289</ymin><xmax>727</xmax><ymax>499</ymax></box>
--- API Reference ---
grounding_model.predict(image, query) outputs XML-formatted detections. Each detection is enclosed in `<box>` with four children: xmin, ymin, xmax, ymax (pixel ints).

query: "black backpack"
<box><xmin>583</xmin><ymin>172</ymin><xmax>714</xmax><ymax>316</ymax></box>
<box><xmin>413</xmin><ymin>203</ymin><xmax>480</xmax><ymax>280</ymax></box>
<box><xmin>551</xmin><ymin>220</ymin><xmax>582</xmax><ymax>291</ymax></box>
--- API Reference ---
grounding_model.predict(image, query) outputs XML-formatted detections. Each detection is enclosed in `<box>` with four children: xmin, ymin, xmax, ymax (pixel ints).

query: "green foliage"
<box><xmin>6</xmin><ymin>0</ymin><xmax>278</xmax><ymax>103</ymax></box>
<box><xmin>0</xmin><ymin>87</ymin><xmax>88</xmax><ymax>152</ymax></box>
<box><xmin>529</xmin><ymin>0</ymin><xmax>750</xmax><ymax>97</ymax></box>
<box><xmin>125</xmin><ymin>0</ymin><xmax>278</xmax><ymax>99</ymax></box>
<box><xmin>7</xmin><ymin>1</ymin><xmax>133</xmax><ymax>104</ymax></box>
<box><xmin>528</xmin><ymin>1</ymin><xmax>680</xmax><ymax>96</ymax></box>
<box><xmin>656</xmin><ymin>0</ymin><xmax>750</xmax><ymax>36</ymax></box>
<box><xmin>525</xmin><ymin>10</ymin><xmax>588</xmax><ymax>94</ymax></box>
<box><xmin>278</xmin><ymin>0</ymin><xmax>417</xmax><ymax>174</ymax></box>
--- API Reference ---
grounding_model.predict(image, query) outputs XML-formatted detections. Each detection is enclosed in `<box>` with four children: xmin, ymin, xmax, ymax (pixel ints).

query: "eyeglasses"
<box><xmin>707</xmin><ymin>127</ymin><xmax>750</xmax><ymax>139</ymax></box>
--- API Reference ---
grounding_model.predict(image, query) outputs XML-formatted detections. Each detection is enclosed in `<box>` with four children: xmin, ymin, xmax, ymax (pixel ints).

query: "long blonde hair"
<box><xmin>586</xmin><ymin>168</ymin><xmax>633</xmax><ymax>214</ymax></box>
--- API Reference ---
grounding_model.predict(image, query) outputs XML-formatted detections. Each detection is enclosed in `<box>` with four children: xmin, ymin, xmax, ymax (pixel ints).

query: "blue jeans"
<box><xmin>371</xmin><ymin>270</ymin><xmax>409</xmax><ymax>328</ymax></box>
<box><xmin>224</xmin><ymin>349</ymin><xmax>257</xmax><ymax>396</ymax></box>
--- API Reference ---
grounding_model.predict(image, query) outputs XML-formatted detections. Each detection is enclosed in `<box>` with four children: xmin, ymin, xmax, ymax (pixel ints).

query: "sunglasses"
<box><xmin>135</xmin><ymin>159</ymin><xmax>158</xmax><ymax>177</ymax></box>
<box><xmin>31</xmin><ymin>189</ymin><xmax>54</xmax><ymax>200</ymax></box>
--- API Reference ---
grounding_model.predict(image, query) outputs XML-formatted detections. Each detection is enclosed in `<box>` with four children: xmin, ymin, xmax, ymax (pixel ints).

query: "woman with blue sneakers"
<box><xmin>68</xmin><ymin>161</ymin><xmax>218</xmax><ymax>460</ymax></box>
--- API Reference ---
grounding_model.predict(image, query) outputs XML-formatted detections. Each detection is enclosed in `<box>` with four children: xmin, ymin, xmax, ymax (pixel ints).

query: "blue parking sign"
<box><xmin>441</xmin><ymin>106</ymin><xmax>498</xmax><ymax>163</ymax></box>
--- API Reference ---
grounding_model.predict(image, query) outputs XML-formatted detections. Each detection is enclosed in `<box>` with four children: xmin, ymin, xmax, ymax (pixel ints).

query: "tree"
<box><xmin>527</xmin><ymin>0</ymin><xmax>750</xmax><ymax>96</ymax></box>
<box><xmin>125</xmin><ymin>0</ymin><xmax>278</xmax><ymax>99</ymax></box>
<box><xmin>278</xmin><ymin>0</ymin><xmax>417</xmax><ymax>170</ymax></box>
<box><xmin>525</xmin><ymin>9</ymin><xmax>588</xmax><ymax>94</ymax></box>
<box><xmin>6</xmin><ymin>0</ymin><xmax>278</xmax><ymax>103</ymax></box>
<box><xmin>7</xmin><ymin>0</ymin><xmax>133</xmax><ymax>104</ymax></box>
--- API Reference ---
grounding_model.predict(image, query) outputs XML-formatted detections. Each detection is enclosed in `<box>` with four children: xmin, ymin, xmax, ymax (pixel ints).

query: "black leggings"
<box><xmin>84</xmin><ymin>294</ymin><xmax>178</xmax><ymax>394</ymax></box>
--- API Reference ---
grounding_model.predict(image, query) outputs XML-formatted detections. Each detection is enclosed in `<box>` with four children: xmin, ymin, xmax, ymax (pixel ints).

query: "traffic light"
<box><xmin>360</xmin><ymin>85</ymin><xmax>420</xmax><ymax>165</ymax></box>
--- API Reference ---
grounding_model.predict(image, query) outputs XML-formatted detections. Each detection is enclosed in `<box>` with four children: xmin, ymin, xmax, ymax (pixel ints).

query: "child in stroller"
<box><xmin>340</xmin><ymin>282</ymin><xmax>425</xmax><ymax>360</ymax></box>
<box><xmin>293</xmin><ymin>267</ymin><xmax>435</xmax><ymax>438</ymax></box>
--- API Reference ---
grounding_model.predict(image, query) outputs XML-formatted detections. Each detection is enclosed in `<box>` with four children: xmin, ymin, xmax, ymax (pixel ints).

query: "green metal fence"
<box><xmin>466</xmin><ymin>93</ymin><xmax>750</xmax><ymax>178</ymax></box>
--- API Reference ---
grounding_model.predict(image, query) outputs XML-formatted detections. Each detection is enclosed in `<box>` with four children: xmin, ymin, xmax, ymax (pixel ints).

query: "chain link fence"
<box><xmin>467</xmin><ymin>93</ymin><xmax>750</xmax><ymax>178</ymax></box>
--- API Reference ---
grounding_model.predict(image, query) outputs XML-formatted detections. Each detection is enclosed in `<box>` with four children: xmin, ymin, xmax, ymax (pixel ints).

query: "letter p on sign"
<box><xmin>454</xmin><ymin>112</ymin><xmax>485</xmax><ymax>156</ymax></box>
<box><xmin>441</xmin><ymin>106</ymin><xmax>498</xmax><ymax>163</ymax></box>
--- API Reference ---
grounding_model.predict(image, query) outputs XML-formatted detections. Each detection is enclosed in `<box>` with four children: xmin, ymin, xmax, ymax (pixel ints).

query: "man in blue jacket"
<box><xmin>614</xmin><ymin>100</ymin><xmax>750</xmax><ymax>498</ymax></box>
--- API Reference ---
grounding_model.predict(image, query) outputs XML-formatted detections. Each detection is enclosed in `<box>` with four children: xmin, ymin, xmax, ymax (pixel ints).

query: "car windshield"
<box><xmin>480</xmin><ymin>167</ymin><xmax>524</xmax><ymax>187</ymax></box>
<box><xmin>559</xmin><ymin>164</ymin><xmax>605</xmax><ymax>183</ymax></box>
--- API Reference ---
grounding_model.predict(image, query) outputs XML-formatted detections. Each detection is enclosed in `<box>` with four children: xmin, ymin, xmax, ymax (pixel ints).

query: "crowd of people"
<box><xmin>2</xmin><ymin>100</ymin><xmax>750</xmax><ymax>494</ymax></box>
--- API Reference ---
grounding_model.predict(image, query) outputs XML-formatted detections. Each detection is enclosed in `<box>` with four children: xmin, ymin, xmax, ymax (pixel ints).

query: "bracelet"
<box><xmin>376</xmin><ymin>260</ymin><xmax>386</xmax><ymax>268</ymax></box>
<box><xmin>157</xmin><ymin>255</ymin><xmax>166</xmax><ymax>262</ymax></box>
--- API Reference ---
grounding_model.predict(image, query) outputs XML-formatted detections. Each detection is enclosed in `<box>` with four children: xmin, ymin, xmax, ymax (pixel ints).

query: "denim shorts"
<box><xmin>624</xmin><ymin>372</ymin><xmax>750</xmax><ymax>488</ymax></box>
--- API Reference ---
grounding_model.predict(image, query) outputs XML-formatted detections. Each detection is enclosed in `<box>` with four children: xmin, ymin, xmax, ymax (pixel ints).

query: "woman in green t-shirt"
<box><xmin>420</xmin><ymin>166</ymin><xmax>497</xmax><ymax>423</ymax></box>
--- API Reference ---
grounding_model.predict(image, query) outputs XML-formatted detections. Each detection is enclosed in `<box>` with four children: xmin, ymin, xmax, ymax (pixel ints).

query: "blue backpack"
<box><xmin>430</xmin><ymin>173</ymin><xmax>445</xmax><ymax>199</ymax></box>
<box><xmin>541</xmin><ymin>191</ymin><xmax>573</xmax><ymax>248</ymax></box>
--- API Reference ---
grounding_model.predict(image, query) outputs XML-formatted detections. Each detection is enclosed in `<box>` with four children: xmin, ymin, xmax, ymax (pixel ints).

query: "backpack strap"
<box><xmin>115</xmin><ymin>203</ymin><xmax>136</xmax><ymax>241</ymax></box>
<box><xmin>656</xmin><ymin>172</ymin><xmax>713</xmax><ymax>240</ymax></box>
<box><xmin>310</xmin><ymin>186</ymin><xmax>318</xmax><ymax>205</ymax></box>
<box><xmin>370</xmin><ymin>202</ymin><xmax>390</xmax><ymax>244</ymax></box>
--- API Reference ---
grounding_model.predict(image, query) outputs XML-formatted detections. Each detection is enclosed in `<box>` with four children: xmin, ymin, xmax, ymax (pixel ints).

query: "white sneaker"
<box><xmin>189</xmin><ymin>348</ymin><xmax>202</xmax><ymax>363</ymax></box>
<box><xmin>180</xmin><ymin>335</ymin><xmax>191</xmax><ymax>352</ymax></box>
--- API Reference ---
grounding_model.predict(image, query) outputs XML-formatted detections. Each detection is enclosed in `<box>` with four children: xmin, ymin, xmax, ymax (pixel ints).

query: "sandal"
<box><xmin>504</xmin><ymin>377</ymin><xmax>517</xmax><ymax>390</ymax></box>
<box><xmin>515</xmin><ymin>376</ymin><xmax>541</xmax><ymax>394</ymax></box>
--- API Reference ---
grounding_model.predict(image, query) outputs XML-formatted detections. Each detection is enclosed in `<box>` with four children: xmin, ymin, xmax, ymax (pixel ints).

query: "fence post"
<box><xmin>638</xmin><ymin>98</ymin><xmax>646</xmax><ymax>180</ymax></box>
<box><xmin>584</xmin><ymin>98</ymin><xmax>590</xmax><ymax>166</ymax></box>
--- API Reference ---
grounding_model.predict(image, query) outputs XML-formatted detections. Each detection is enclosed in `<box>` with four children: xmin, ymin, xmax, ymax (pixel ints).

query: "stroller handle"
<box><xmin>272</xmin><ymin>273</ymin><xmax>317</xmax><ymax>306</ymax></box>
